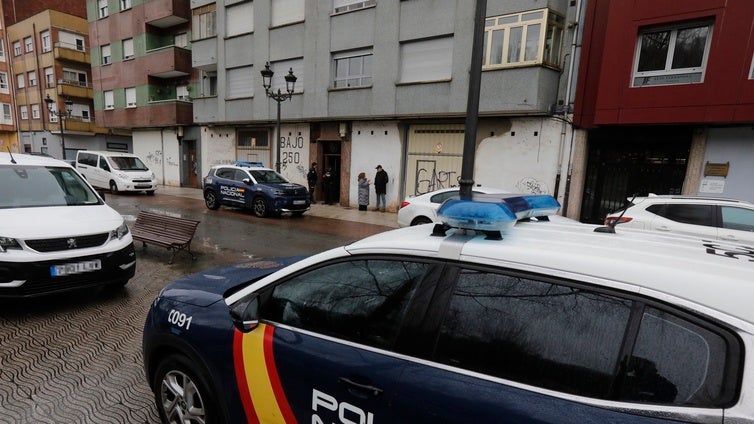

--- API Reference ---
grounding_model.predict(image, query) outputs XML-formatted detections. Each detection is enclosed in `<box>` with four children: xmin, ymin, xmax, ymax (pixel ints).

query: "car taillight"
<box><xmin>604</xmin><ymin>216</ymin><xmax>632</xmax><ymax>226</ymax></box>
<box><xmin>400</xmin><ymin>201</ymin><xmax>410</xmax><ymax>209</ymax></box>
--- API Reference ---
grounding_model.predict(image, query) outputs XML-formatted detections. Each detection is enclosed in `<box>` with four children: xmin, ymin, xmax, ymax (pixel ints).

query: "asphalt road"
<box><xmin>0</xmin><ymin>192</ymin><xmax>393</xmax><ymax>423</ymax></box>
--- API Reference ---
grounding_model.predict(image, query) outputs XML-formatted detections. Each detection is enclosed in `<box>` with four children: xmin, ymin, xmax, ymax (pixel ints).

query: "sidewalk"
<box><xmin>156</xmin><ymin>185</ymin><xmax>399</xmax><ymax>228</ymax></box>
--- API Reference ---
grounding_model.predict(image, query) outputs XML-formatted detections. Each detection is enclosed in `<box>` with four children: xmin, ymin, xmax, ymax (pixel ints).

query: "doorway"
<box><xmin>181</xmin><ymin>140</ymin><xmax>198</xmax><ymax>187</ymax></box>
<box><xmin>321</xmin><ymin>141</ymin><xmax>341</xmax><ymax>205</ymax></box>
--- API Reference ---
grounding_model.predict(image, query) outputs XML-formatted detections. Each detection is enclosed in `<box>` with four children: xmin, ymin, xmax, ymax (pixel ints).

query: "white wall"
<box><xmin>349</xmin><ymin>121</ymin><xmax>402</xmax><ymax>210</ymax></box>
<box><xmin>700</xmin><ymin>126</ymin><xmax>754</xmax><ymax>203</ymax></box>
<box><xmin>133</xmin><ymin>129</ymin><xmax>181</xmax><ymax>186</ymax></box>
<box><xmin>278</xmin><ymin>124</ymin><xmax>311</xmax><ymax>188</ymax></box>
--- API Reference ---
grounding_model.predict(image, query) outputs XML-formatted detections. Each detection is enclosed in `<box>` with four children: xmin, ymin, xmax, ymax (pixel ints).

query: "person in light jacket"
<box><xmin>357</xmin><ymin>172</ymin><xmax>370</xmax><ymax>211</ymax></box>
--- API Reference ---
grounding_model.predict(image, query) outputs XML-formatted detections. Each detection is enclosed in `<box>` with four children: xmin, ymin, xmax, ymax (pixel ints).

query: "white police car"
<box><xmin>0</xmin><ymin>152</ymin><xmax>135</xmax><ymax>297</ymax></box>
<box><xmin>143</xmin><ymin>193</ymin><xmax>754</xmax><ymax>423</ymax></box>
<box><xmin>202</xmin><ymin>161</ymin><xmax>310</xmax><ymax>217</ymax></box>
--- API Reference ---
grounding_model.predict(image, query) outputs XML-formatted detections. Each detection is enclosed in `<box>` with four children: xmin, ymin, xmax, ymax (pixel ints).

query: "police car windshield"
<box><xmin>250</xmin><ymin>169</ymin><xmax>288</xmax><ymax>183</ymax></box>
<box><xmin>110</xmin><ymin>156</ymin><xmax>148</xmax><ymax>171</ymax></box>
<box><xmin>0</xmin><ymin>165</ymin><xmax>101</xmax><ymax>208</ymax></box>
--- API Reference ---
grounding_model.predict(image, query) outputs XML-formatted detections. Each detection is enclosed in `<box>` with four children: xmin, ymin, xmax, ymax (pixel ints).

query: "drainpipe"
<box><xmin>160</xmin><ymin>128</ymin><xmax>165</xmax><ymax>185</ymax></box>
<box><xmin>555</xmin><ymin>0</ymin><xmax>584</xmax><ymax>214</ymax></box>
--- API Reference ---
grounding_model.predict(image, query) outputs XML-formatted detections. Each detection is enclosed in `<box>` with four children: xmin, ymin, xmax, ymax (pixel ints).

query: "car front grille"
<box><xmin>284</xmin><ymin>188</ymin><xmax>307</xmax><ymax>196</ymax></box>
<box><xmin>25</xmin><ymin>233</ymin><xmax>110</xmax><ymax>252</ymax></box>
<box><xmin>133</xmin><ymin>179</ymin><xmax>152</xmax><ymax>183</ymax></box>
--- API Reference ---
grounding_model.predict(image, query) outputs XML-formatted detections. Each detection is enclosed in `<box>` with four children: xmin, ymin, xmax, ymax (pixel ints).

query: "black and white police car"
<box><xmin>202</xmin><ymin>161</ymin><xmax>310</xmax><ymax>217</ymax></box>
<box><xmin>143</xmin><ymin>193</ymin><xmax>754</xmax><ymax>423</ymax></box>
<box><xmin>0</xmin><ymin>152</ymin><xmax>135</xmax><ymax>297</ymax></box>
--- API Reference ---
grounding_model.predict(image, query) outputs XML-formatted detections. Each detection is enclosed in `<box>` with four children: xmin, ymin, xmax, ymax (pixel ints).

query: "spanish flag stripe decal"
<box><xmin>263</xmin><ymin>325</ymin><xmax>297</xmax><ymax>423</ymax></box>
<box><xmin>233</xmin><ymin>329</ymin><xmax>259</xmax><ymax>424</ymax></box>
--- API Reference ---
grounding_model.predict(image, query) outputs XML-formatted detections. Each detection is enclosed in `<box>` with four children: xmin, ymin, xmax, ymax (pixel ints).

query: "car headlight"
<box><xmin>0</xmin><ymin>236</ymin><xmax>22</xmax><ymax>252</ymax></box>
<box><xmin>110</xmin><ymin>222</ymin><xmax>130</xmax><ymax>240</ymax></box>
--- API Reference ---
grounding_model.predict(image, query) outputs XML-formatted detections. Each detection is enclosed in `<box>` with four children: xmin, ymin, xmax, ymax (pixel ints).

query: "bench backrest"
<box><xmin>134</xmin><ymin>211</ymin><xmax>200</xmax><ymax>237</ymax></box>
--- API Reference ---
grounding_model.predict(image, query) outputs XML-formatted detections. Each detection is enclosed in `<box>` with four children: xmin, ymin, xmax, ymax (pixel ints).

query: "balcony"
<box><xmin>56</xmin><ymin>80</ymin><xmax>94</xmax><ymax>99</ymax></box>
<box><xmin>145</xmin><ymin>46</ymin><xmax>191</xmax><ymax>78</ymax></box>
<box><xmin>144</xmin><ymin>0</ymin><xmax>190</xmax><ymax>28</ymax></box>
<box><xmin>53</xmin><ymin>42</ymin><xmax>90</xmax><ymax>65</ymax></box>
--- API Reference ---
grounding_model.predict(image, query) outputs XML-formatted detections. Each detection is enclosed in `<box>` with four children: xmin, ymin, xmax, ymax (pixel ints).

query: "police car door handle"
<box><xmin>338</xmin><ymin>377</ymin><xmax>383</xmax><ymax>397</ymax></box>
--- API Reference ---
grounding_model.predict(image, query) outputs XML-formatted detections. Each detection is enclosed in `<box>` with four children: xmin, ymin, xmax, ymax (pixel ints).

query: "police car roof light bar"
<box><xmin>235</xmin><ymin>161</ymin><xmax>264</xmax><ymax>168</ymax></box>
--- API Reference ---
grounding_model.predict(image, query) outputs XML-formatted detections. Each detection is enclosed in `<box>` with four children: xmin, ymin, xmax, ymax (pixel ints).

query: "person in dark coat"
<box><xmin>322</xmin><ymin>167</ymin><xmax>336</xmax><ymax>205</ymax></box>
<box><xmin>373</xmin><ymin>165</ymin><xmax>388</xmax><ymax>211</ymax></box>
<box><xmin>357</xmin><ymin>172</ymin><xmax>370</xmax><ymax>211</ymax></box>
<box><xmin>307</xmin><ymin>162</ymin><xmax>318</xmax><ymax>202</ymax></box>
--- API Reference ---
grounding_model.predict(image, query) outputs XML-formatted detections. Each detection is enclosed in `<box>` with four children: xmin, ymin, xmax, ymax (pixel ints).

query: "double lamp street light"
<box><xmin>44</xmin><ymin>94</ymin><xmax>73</xmax><ymax>160</ymax></box>
<box><xmin>260</xmin><ymin>62</ymin><xmax>297</xmax><ymax>173</ymax></box>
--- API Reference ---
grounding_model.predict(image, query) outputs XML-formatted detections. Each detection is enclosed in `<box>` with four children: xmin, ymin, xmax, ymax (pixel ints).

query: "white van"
<box><xmin>0</xmin><ymin>152</ymin><xmax>136</xmax><ymax>297</ymax></box>
<box><xmin>76</xmin><ymin>150</ymin><xmax>157</xmax><ymax>194</ymax></box>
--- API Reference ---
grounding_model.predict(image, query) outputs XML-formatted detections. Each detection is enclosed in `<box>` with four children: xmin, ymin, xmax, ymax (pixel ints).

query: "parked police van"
<box><xmin>76</xmin><ymin>150</ymin><xmax>157</xmax><ymax>195</ymax></box>
<box><xmin>143</xmin><ymin>193</ymin><xmax>754</xmax><ymax>423</ymax></box>
<box><xmin>0</xmin><ymin>152</ymin><xmax>135</xmax><ymax>297</ymax></box>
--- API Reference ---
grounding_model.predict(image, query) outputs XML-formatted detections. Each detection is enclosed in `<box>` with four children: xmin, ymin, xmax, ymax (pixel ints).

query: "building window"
<box><xmin>98</xmin><ymin>0</ymin><xmax>109</xmax><ymax>18</ymax></box>
<box><xmin>41</xmin><ymin>30</ymin><xmax>51</xmax><ymax>52</ymax></box>
<box><xmin>13</xmin><ymin>41</ymin><xmax>21</xmax><ymax>56</ymax></box>
<box><xmin>24</xmin><ymin>36</ymin><xmax>33</xmax><ymax>53</ymax></box>
<box><xmin>333</xmin><ymin>0</ymin><xmax>375</xmax><ymax>14</ymax></box>
<box><xmin>20</xmin><ymin>105</ymin><xmax>28</xmax><ymax>120</ymax></box>
<box><xmin>104</xmin><ymin>90</ymin><xmax>114</xmax><ymax>109</ymax></box>
<box><xmin>226</xmin><ymin>66</ymin><xmax>254</xmax><ymax>99</ymax></box>
<box><xmin>120</xmin><ymin>0</ymin><xmax>131</xmax><ymax>10</ymax></box>
<box><xmin>193</xmin><ymin>4</ymin><xmax>216</xmax><ymax>40</ymax></box>
<box><xmin>76</xmin><ymin>38</ymin><xmax>85</xmax><ymax>51</ymax></box>
<box><xmin>175</xmin><ymin>33</ymin><xmax>188</xmax><ymax>48</ymax></box>
<box><xmin>483</xmin><ymin>8</ymin><xmax>564</xmax><ymax>70</ymax></box>
<box><xmin>2</xmin><ymin>103</ymin><xmax>12</xmax><ymax>124</ymax></box>
<box><xmin>333</xmin><ymin>49</ymin><xmax>372</xmax><ymax>88</ymax></box>
<box><xmin>201</xmin><ymin>70</ymin><xmax>217</xmax><ymax>96</ymax></box>
<box><xmin>16</xmin><ymin>73</ymin><xmax>25</xmax><ymax>89</ymax></box>
<box><xmin>126</xmin><ymin>87</ymin><xmax>136</xmax><ymax>107</ymax></box>
<box><xmin>28</xmin><ymin>71</ymin><xmax>37</xmax><ymax>87</ymax></box>
<box><xmin>632</xmin><ymin>21</ymin><xmax>713</xmax><ymax>87</ymax></box>
<box><xmin>750</xmin><ymin>53</ymin><xmax>754</xmax><ymax>79</ymax></box>
<box><xmin>102</xmin><ymin>44</ymin><xmax>111</xmax><ymax>65</ymax></box>
<box><xmin>270</xmin><ymin>58</ymin><xmax>303</xmax><ymax>93</ymax></box>
<box><xmin>399</xmin><ymin>37</ymin><xmax>453</xmax><ymax>83</ymax></box>
<box><xmin>63</xmin><ymin>69</ymin><xmax>87</xmax><ymax>87</ymax></box>
<box><xmin>226</xmin><ymin>1</ymin><xmax>254</xmax><ymax>37</ymax></box>
<box><xmin>0</xmin><ymin>40</ymin><xmax>5</xmax><ymax>61</ymax></box>
<box><xmin>0</xmin><ymin>72</ymin><xmax>8</xmax><ymax>93</ymax></box>
<box><xmin>272</xmin><ymin>0</ymin><xmax>305</xmax><ymax>27</ymax></box>
<box><xmin>123</xmin><ymin>38</ymin><xmax>134</xmax><ymax>59</ymax></box>
<box><xmin>31</xmin><ymin>104</ymin><xmax>40</xmax><ymax>120</ymax></box>
<box><xmin>82</xmin><ymin>109</ymin><xmax>90</xmax><ymax>121</ymax></box>
<box><xmin>44</xmin><ymin>67</ymin><xmax>54</xmax><ymax>87</ymax></box>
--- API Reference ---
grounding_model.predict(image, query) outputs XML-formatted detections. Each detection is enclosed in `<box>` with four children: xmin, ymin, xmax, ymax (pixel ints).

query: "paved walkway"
<box><xmin>157</xmin><ymin>185</ymin><xmax>399</xmax><ymax>228</ymax></box>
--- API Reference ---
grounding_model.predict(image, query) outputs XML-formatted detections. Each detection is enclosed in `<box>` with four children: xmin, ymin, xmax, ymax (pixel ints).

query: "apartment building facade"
<box><xmin>8</xmin><ymin>9</ymin><xmax>124</xmax><ymax>160</ymax></box>
<box><xmin>573</xmin><ymin>0</ymin><xmax>754</xmax><ymax>223</ymax></box>
<box><xmin>180</xmin><ymin>0</ymin><xmax>581</xmax><ymax>211</ymax></box>
<box><xmin>88</xmin><ymin>0</ymin><xmax>198</xmax><ymax>187</ymax></box>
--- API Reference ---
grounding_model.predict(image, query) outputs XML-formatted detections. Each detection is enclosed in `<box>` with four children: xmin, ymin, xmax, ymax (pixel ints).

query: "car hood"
<box><xmin>0</xmin><ymin>205</ymin><xmax>123</xmax><ymax>238</ymax></box>
<box><xmin>161</xmin><ymin>256</ymin><xmax>307</xmax><ymax>307</ymax></box>
<box><xmin>261</xmin><ymin>182</ymin><xmax>306</xmax><ymax>190</ymax></box>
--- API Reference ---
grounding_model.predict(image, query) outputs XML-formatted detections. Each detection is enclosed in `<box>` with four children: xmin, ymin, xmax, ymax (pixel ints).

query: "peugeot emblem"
<box><xmin>67</xmin><ymin>238</ymin><xmax>77</xmax><ymax>249</ymax></box>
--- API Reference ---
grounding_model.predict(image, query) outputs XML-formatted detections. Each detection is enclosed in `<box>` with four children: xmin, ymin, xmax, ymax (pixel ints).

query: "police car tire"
<box><xmin>204</xmin><ymin>190</ymin><xmax>220</xmax><ymax>210</ymax></box>
<box><xmin>252</xmin><ymin>197</ymin><xmax>268</xmax><ymax>217</ymax></box>
<box><xmin>109</xmin><ymin>181</ymin><xmax>119</xmax><ymax>195</ymax></box>
<box><xmin>153</xmin><ymin>354</ymin><xmax>221</xmax><ymax>424</ymax></box>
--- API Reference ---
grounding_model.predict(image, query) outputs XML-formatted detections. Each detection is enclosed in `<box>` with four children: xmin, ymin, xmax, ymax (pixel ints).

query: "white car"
<box><xmin>0</xmin><ymin>152</ymin><xmax>136</xmax><ymax>297</ymax></box>
<box><xmin>397</xmin><ymin>186</ymin><xmax>507</xmax><ymax>227</ymax></box>
<box><xmin>144</xmin><ymin>193</ymin><xmax>754</xmax><ymax>423</ymax></box>
<box><xmin>605</xmin><ymin>194</ymin><xmax>754</xmax><ymax>246</ymax></box>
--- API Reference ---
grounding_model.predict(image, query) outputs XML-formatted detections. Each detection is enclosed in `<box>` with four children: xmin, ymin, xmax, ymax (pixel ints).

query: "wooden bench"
<box><xmin>131</xmin><ymin>211</ymin><xmax>200</xmax><ymax>264</ymax></box>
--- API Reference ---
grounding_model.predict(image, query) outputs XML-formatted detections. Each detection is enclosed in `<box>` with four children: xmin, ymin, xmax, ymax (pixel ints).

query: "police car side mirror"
<box><xmin>243</xmin><ymin>178</ymin><xmax>253</xmax><ymax>185</ymax></box>
<box><xmin>229</xmin><ymin>294</ymin><xmax>259</xmax><ymax>332</ymax></box>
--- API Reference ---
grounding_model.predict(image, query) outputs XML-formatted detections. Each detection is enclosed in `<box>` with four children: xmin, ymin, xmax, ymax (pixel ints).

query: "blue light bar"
<box><xmin>235</xmin><ymin>161</ymin><xmax>264</xmax><ymax>167</ymax></box>
<box><xmin>437</xmin><ymin>194</ymin><xmax>561</xmax><ymax>232</ymax></box>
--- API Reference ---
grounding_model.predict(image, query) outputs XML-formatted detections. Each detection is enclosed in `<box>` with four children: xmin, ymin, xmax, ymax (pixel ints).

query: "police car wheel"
<box><xmin>252</xmin><ymin>197</ymin><xmax>268</xmax><ymax>217</ymax></box>
<box><xmin>204</xmin><ymin>190</ymin><xmax>220</xmax><ymax>210</ymax></box>
<box><xmin>109</xmin><ymin>181</ymin><xmax>119</xmax><ymax>195</ymax></box>
<box><xmin>153</xmin><ymin>355</ymin><xmax>220</xmax><ymax>424</ymax></box>
<box><xmin>411</xmin><ymin>216</ymin><xmax>433</xmax><ymax>226</ymax></box>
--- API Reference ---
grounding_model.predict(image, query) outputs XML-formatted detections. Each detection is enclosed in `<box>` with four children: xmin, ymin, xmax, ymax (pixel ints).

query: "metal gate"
<box><xmin>580</xmin><ymin>128</ymin><xmax>691</xmax><ymax>224</ymax></box>
<box><xmin>405</xmin><ymin>124</ymin><xmax>465</xmax><ymax>197</ymax></box>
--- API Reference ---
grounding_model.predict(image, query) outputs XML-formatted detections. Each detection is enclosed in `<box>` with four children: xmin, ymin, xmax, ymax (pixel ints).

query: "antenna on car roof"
<box><xmin>594</xmin><ymin>194</ymin><xmax>637</xmax><ymax>233</ymax></box>
<box><xmin>6</xmin><ymin>147</ymin><xmax>16</xmax><ymax>164</ymax></box>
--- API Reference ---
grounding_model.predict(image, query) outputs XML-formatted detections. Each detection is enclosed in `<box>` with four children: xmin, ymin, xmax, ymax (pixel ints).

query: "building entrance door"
<box><xmin>181</xmin><ymin>140</ymin><xmax>198</xmax><ymax>187</ymax></box>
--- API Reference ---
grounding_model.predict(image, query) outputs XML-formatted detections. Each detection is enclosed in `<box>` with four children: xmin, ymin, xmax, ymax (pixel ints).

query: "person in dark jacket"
<box><xmin>373</xmin><ymin>165</ymin><xmax>388</xmax><ymax>211</ymax></box>
<box><xmin>307</xmin><ymin>162</ymin><xmax>318</xmax><ymax>203</ymax></box>
<box><xmin>322</xmin><ymin>167</ymin><xmax>336</xmax><ymax>205</ymax></box>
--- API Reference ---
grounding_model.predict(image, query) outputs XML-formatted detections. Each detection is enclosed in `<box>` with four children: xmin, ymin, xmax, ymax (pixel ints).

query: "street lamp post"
<box><xmin>260</xmin><ymin>62</ymin><xmax>297</xmax><ymax>173</ymax></box>
<box><xmin>44</xmin><ymin>94</ymin><xmax>74</xmax><ymax>160</ymax></box>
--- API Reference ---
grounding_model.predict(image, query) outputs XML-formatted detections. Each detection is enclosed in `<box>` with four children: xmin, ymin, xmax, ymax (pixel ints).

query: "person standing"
<box><xmin>374</xmin><ymin>164</ymin><xmax>388</xmax><ymax>211</ymax></box>
<box><xmin>357</xmin><ymin>172</ymin><xmax>370</xmax><ymax>211</ymax></box>
<box><xmin>307</xmin><ymin>162</ymin><xmax>318</xmax><ymax>203</ymax></box>
<box><xmin>322</xmin><ymin>167</ymin><xmax>335</xmax><ymax>205</ymax></box>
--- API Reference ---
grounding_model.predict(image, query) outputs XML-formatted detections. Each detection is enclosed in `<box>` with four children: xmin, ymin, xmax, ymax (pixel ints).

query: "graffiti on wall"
<box><xmin>145</xmin><ymin>150</ymin><xmax>179</xmax><ymax>168</ymax></box>
<box><xmin>279</xmin><ymin>135</ymin><xmax>305</xmax><ymax>170</ymax></box>
<box><xmin>414</xmin><ymin>160</ymin><xmax>460</xmax><ymax>195</ymax></box>
<box><xmin>516</xmin><ymin>177</ymin><xmax>549</xmax><ymax>194</ymax></box>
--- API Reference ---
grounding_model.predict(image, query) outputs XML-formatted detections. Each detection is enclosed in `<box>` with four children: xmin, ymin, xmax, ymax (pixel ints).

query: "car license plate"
<box><xmin>50</xmin><ymin>259</ymin><xmax>102</xmax><ymax>277</ymax></box>
<box><xmin>293</xmin><ymin>200</ymin><xmax>306</xmax><ymax>205</ymax></box>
